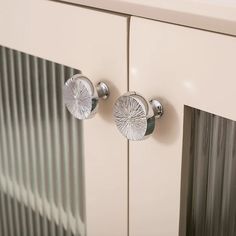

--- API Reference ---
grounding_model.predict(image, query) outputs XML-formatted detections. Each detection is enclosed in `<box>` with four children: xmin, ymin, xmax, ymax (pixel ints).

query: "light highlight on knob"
<box><xmin>113</xmin><ymin>92</ymin><xmax>163</xmax><ymax>141</ymax></box>
<box><xmin>63</xmin><ymin>73</ymin><xmax>109</xmax><ymax>120</ymax></box>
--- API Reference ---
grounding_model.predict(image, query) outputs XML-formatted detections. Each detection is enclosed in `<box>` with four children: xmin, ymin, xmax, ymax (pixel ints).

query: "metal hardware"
<box><xmin>63</xmin><ymin>73</ymin><xmax>109</xmax><ymax>120</ymax></box>
<box><xmin>113</xmin><ymin>92</ymin><xmax>163</xmax><ymax>141</ymax></box>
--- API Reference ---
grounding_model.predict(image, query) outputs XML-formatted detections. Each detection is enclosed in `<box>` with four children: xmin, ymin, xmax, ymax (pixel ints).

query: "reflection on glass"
<box><xmin>183</xmin><ymin>106</ymin><xmax>236</xmax><ymax>236</ymax></box>
<box><xmin>0</xmin><ymin>46</ymin><xmax>85</xmax><ymax>236</ymax></box>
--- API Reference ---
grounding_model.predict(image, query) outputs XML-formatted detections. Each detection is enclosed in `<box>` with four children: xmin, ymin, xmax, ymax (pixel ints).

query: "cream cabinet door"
<box><xmin>130</xmin><ymin>17</ymin><xmax>236</xmax><ymax>236</ymax></box>
<box><xmin>0</xmin><ymin>1</ymin><xmax>128</xmax><ymax>236</ymax></box>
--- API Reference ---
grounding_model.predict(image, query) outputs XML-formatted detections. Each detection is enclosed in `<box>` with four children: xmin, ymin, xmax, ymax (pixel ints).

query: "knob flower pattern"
<box><xmin>64</xmin><ymin>77</ymin><xmax>93</xmax><ymax>119</ymax></box>
<box><xmin>113</xmin><ymin>95</ymin><xmax>148</xmax><ymax>140</ymax></box>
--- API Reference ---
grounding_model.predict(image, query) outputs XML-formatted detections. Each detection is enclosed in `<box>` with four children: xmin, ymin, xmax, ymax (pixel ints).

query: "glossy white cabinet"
<box><xmin>0</xmin><ymin>1</ymin><xmax>128</xmax><ymax>236</ymax></box>
<box><xmin>1</xmin><ymin>1</ymin><xmax>236</xmax><ymax>236</ymax></box>
<box><xmin>129</xmin><ymin>16</ymin><xmax>236</xmax><ymax>236</ymax></box>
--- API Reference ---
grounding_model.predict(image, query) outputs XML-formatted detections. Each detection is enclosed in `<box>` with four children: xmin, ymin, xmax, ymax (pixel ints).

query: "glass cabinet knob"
<box><xmin>63</xmin><ymin>73</ymin><xmax>109</xmax><ymax>120</ymax></box>
<box><xmin>113</xmin><ymin>92</ymin><xmax>163</xmax><ymax>141</ymax></box>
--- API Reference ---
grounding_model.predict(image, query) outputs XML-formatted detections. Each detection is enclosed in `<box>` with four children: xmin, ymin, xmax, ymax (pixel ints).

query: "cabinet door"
<box><xmin>130</xmin><ymin>17</ymin><xmax>236</xmax><ymax>236</ymax></box>
<box><xmin>0</xmin><ymin>1</ymin><xmax>128</xmax><ymax>236</ymax></box>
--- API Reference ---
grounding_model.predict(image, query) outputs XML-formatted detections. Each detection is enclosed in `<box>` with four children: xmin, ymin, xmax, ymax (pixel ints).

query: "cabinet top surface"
<box><xmin>59</xmin><ymin>0</ymin><xmax>236</xmax><ymax>35</ymax></box>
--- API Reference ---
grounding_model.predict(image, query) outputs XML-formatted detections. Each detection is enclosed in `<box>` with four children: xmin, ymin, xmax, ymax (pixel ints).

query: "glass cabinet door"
<box><xmin>0</xmin><ymin>43</ymin><xmax>128</xmax><ymax>236</ymax></box>
<box><xmin>130</xmin><ymin>17</ymin><xmax>236</xmax><ymax>236</ymax></box>
<box><xmin>183</xmin><ymin>106</ymin><xmax>236</xmax><ymax>236</ymax></box>
<box><xmin>0</xmin><ymin>2</ymin><xmax>128</xmax><ymax>236</ymax></box>
<box><xmin>0</xmin><ymin>46</ymin><xmax>85</xmax><ymax>236</ymax></box>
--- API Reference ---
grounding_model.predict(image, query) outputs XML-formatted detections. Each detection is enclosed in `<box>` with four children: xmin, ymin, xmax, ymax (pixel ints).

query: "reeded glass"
<box><xmin>183</xmin><ymin>106</ymin><xmax>236</xmax><ymax>236</ymax></box>
<box><xmin>0</xmin><ymin>46</ymin><xmax>85</xmax><ymax>236</ymax></box>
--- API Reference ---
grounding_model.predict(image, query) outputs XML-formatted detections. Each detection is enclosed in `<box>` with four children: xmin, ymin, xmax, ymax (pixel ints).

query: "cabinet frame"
<box><xmin>0</xmin><ymin>1</ymin><xmax>129</xmax><ymax>235</ymax></box>
<box><xmin>130</xmin><ymin>16</ymin><xmax>236</xmax><ymax>236</ymax></box>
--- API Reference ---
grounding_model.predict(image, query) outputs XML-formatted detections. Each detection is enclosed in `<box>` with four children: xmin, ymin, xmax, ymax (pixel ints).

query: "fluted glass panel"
<box><xmin>184</xmin><ymin>106</ymin><xmax>236</xmax><ymax>236</ymax></box>
<box><xmin>0</xmin><ymin>46</ymin><xmax>85</xmax><ymax>236</ymax></box>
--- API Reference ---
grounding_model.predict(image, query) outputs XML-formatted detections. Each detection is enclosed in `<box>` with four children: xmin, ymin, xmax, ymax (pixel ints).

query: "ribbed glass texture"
<box><xmin>185</xmin><ymin>107</ymin><xmax>236</xmax><ymax>236</ymax></box>
<box><xmin>0</xmin><ymin>46</ymin><xmax>85</xmax><ymax>236</ymax></box>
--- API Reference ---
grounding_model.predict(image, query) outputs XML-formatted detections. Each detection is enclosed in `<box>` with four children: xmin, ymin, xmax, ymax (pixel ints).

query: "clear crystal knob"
<box><xmin>113</xmin><ymin>92</ymin><xmax>163</xmax><ymax>141</ymax></box>
<box><xmin>63</xmin><ymin>73</ymin><xmax>109</xmax><ymax>120</ymax></box>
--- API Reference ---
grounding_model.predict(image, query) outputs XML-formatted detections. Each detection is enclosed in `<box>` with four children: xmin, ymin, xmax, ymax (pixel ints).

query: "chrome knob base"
<box><xmin>96</xmin><ymin>82</ymin><xmax>109</xmax><ymax>99</ymax></box>
<box><xmin>63</xmin><ymin>73</ymin><xmax>109</xmax><ymax>120</ymax></box>
<box><xmin>150</xmin><ymin>99</ymin><xmax>163</xmax><ymax>119</ymax></box>
<box><xmin>113</xmin><ymin>92</ymin><xmax>163</xmax><ymax>141</ymax></box>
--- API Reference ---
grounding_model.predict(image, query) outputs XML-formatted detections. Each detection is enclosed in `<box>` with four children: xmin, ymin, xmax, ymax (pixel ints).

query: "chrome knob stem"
<box><xmin>113</xmin><ymin>92</ymin><xmax>163</xmax><ymax>141</ymax></box>
<box><xmin>150</xmin><ymin>99</ymin><xmax>163</xmax><ymax>119</ymax></box>
<box><xmin>96</xmin><ymin>82</ymin><xmax>110</xmax><ymax>99</ymax></box>
<box><xmin>63</xmin><ymin>73</ymin><xmax>109</xmax><ymax>120</ymax></box>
